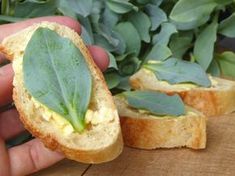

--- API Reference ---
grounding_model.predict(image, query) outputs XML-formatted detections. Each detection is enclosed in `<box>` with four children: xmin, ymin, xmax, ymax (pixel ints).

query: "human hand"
<box><xmin>0</xmin><ymin>16</ymin><xmax>109</xmax><ymax>176</ymax></box>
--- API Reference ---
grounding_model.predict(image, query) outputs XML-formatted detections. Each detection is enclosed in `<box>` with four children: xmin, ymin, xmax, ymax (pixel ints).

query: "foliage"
<box><xmin>1</xmin><ymin>0</ymin><xmax>235</xmax><ymax>92</ymax></box>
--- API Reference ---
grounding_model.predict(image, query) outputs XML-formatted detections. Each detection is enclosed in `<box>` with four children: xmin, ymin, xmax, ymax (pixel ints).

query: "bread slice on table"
<box><xmin>0</xmin><ymin>22</ymin><xmax>123</xmax><ymax>163</ymax></box>
<box><xmin>114</xmin><ymin>95</ymin><xmax>206</xmax><ymax>150</ymax></box>
<box><xmin>130</xmin><ymin>68</ymin><xmax>235</xmax><ymax>117</ymax></box>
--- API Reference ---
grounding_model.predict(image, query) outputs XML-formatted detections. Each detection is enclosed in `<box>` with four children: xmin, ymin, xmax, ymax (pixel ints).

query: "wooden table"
<box><xmin>33</xmin><ymin>113</ymin><xmax>235</xmax><ymax>176</ymax></box>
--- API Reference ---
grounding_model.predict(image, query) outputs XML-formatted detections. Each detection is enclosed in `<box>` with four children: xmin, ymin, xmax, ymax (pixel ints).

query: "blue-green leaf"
<box><xmin>216</xmin><ymin>51</ymin><xmax>235</xmax><ymax>77</ymax></box>
<box><xmin>128</xmin><ymin>11</ymin><xmax>151</xmax><ymax>43</ymax></box>
<box><xmin>144</xmin><ymin>58</ymin><xmax>211</xmax><ymax>87</ymax></box>
<box><xmin>122</xmin><ymin>91</ymin><xmax>185</xmax><ymax>116</ymax></box>
<box><xmin>23</xmin><ymin>28</ymin><xmax>92</xmax><ymax>132</ymax></box>
<box><xmin>169</xmin><ymin>32</ymin><xmax>193</xmax><ymax>59</ymax></box>
<box><xmin>145</xmin><ymin>4</ymin><xmax>167</xmax><ymax>31</ymax></box>
<box><xmin>170</xmin><ymin>0</ymin><xmax>217</xmax><ymax>30</ymax></box>
<box><xmin>145</xmin><ymin>44</ymin><xmax>172</xmax><ymax>61</ymax></box>
<box><xmin>115</xmin><ymin>22</ymin><xmax>141</xmax><ymax>55</ymax></box>
<box><xmin>64</xmin><ymin>0</ymin><xmax>93</xmax><ymax>17</ymax></box>
<box><xmin>193</xmin><ymin>20</ymin><xmax>218</xmax><ymax>70</ymax></box>
<box><xmin>152</xmin><ymin>22</ymin><xmax>177</xmax><ymax>45</ymax></box>
<box><xmin>106</xmin><ymin>0</ymin><xmax>138</xmax><ymax>14</ymax></box>
<box><xmin>219</xmin><ymin>13</ymin><xmax>235</xmax><ymax>38</ymax></box>
<box><xmin>207</xmin><ymin>59</ymin><xmax>221</xmax><ymax>77</ymax></box>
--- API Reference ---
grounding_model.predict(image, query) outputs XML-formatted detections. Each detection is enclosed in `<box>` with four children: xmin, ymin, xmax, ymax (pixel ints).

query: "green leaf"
<box><xmin>207</xmin><ymin>59</ymin><xmax>221</xmax><ymax>76</ymax></box>
<box><xmin>104</xmin><ymin>71</ymin><xmax>121</xmax><ymax>89</ymax></box>
<box><xmin>144</xmin><ymin>58</ymin><xmax>211</xmax><ymax>87</ymax></box>
<box><xmin>118</xmin><ymin>55</ymin><xmax>141</xmax><ymax>76</ymax></box>
<box><xmin>123</xmin><ymin>91</ymin><xmax>185</xmax><ymax>116</ymax></box>
<box><xmin>193</xmin><ymin>19</ymin><xmax>218</xmax><ymax>70</ymax></box>
<box><xmin>64</xmin><ymin>0</ymin><xmax>93</xmax><ymax>17</ymax></box>
<box><xmin>107</xmin><ymin>52</ymin><xmax>118</xmax><ymax>70</ymax></box>
<box><xmin>106</xmin><ymin>0</ymin><xmax>138</xmax><ymax>14</ymax></box>
<box><xmin>145</xmin><ymin>44</ymin><xmax>172</xmax><ymax>61</ymax></box>
<box><xmin>0</xmin><ymin>15</ymin><xmax>26</xmax><ymax>22</ymax></box>
<box><xmin>219</xmin><ymin>13</ymin><xmax>235</xmax><ymax>38</ymax></box>
<box><xmin>117</xmin><ymin>76</ymin><xmax>131</xmax><ymax>91</ymax></box>
<box><xmin>216</xmin><ymin>51</ymin><xmax>235</xmax><ymax>77</ymax></box>
<box><xmin>128</xmin><ymin>11</ymin><xmax>151</xmax><ymax>43</ymax></box>
<box><xmin>169</xmin><ymin>32</ymin><xmax>193</xmax><ymax>59</ymax></box>
<box><xmin>100</xmin><ymin>6</ymin><xmax>119</xmax><ymax>28</ymax></box>
<box><xmin>152</xmin><ymin>22</ymin><xmax>177</xmax><ymax>45</ymax></box>
<box><xmin>115</xmin><ymin>22</ymin><xmax>141</xmax><ymax>55</ymax></box>
<box><xmin>14</xmin><ymin>0</ymin><xmax>57</xmax><ymax>18</ymax></box>
<box><xmin>145</xmin><ymin>4</ymin><xmax>167</xmax><ymax>31</ymax></box>
<box><xmin>170</xmin><ymin>0</ymin><xmax>217</xmax><ymax>30</ymax></box>
<box><xmin>23</xmin><ymin>28</ymin><xmax>92</xmax><ymax>132</ymax></box>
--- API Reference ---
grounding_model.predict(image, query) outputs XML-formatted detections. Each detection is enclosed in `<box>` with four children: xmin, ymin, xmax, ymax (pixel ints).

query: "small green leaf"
<box><xmin>145</xmin><ymin>4</ymin><xmax>167</xmax><ymax>31</ymax></box>
<box><xmin>123</xmin><ymin>91</ymin><xmax>185</xmax><ymax>116</ymax></box>
<box><xmin>219</xmin><ymin>13</ymin><xmax>235</xmax><ymax>38</ymax></box>
<box><xmin>115</xmin><ymin>22</ymin><xmax>141</xmax><ymax>55</ymax></box>
<box><xmin>106</xmin><ymin>0</ymin><xmax>138</xmax><ymax>14</ymax></box>
<box><xmin>145</xmin><ymin>44</ymin><xmax>172</xmax><ymax>61</ymax></box>
<box><xmin>14</xmin><ymin>0</ymin><xmax>57</xmax><ymax>18</ymax></box>
<box><xmin>107</xmin><ymin>52</ymin><xmax>118</xmax><ymax>70</ymax></box>
<box><xmin>144</xmin><ymin>58</ymin><xmax>211</xmax><ymax>87</ymax></box>
<box><xmin>193</xmin><ymin>19</ymin><xmax>218</xmax><ymax>70</ymax></box>
<box><xmin>0</xmin><ymin>15</ymin><xmax>26</xmax><ymax>22</ymax></box>
<box><xmin>23</xmin><ymin>28</ymin><xmax>92</xmax><ymax>132</ymax></box>
<box><xmin>128</xmin><ymin>11</ymin><xmax>151</xmax><ymax>43</ymax></box>
<box><xmin>170</xmin><ymin>0</ymin><xmax>217</xmax><ymax>30</ymax></box>
<box><xmin>169</xmin><ymin>32</ymin><xmax>193</xmax><ymax>59</ymax></box>
<box><xmin>207</xmin><ymin>59</ymin><xmax>221</xmax><ymax>77</ymax></box>
<box><xmin>104</xmin><ymin>71</ymin><xmax>121</xmax><ymax>89</ymax></box>
<box><xmin>152</xmin><ymin>22</ymin><xmax>177</xmax><ymax>45</ymax></box>
<box><xmin>118</xmin><ymin>55</ymin><xmax>141</xmax><ymax>76</ymax></box>
<box><xmin>216</xmin><ymin>51</ymin><xmax>235</xmax><ymax>77</ymax></box>
<box><xmin>117</xmin><ymin>76</ymin><xmax>131</xmax><ymax>91</ymax></box>
<box><xmin>64</xmin><ymin>0</ymin><xmax>93</xmax><ymax>17</ymax></box>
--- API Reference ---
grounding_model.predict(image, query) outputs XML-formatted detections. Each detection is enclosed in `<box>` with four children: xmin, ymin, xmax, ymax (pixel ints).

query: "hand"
<box><xmin>0</xmin><ymin>16</ymin><xmax>109</xmax><ymax>176</ymax></box>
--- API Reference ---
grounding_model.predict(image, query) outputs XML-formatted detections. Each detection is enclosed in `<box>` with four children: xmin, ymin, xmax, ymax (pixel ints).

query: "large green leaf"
<box><xmin>128</xmin><ymin>11</ymin><xmax>151</xmax><ymax>43</ymax></box>
<box><xmin>115</xmin><ymin>22</ymin><xmax>141</xmax><ymax>55</ymax></box>
<box><xmin>123</xmin><ymin>91</ymin><xmax>185</xmax><ymax>116</ymax></box>
<box><xmin>193</xmin><ymin>19</ymin><xmax>218</xmax><ymax>70</ymax></box>
<box><xmin>23</xmin><ymin>28</ymin><xmax>92</xmax><ymax>132</ymax></box>
<box><xmin>216</xmin><ymin>51</ymin><xmax>235</xmax><ymax>77</ymax></box>
<box><xmin>144</xmin><ymin>58</ymin><xmax>211</xmax><ymax>87</ymax></box>
<box><xmin>219</xmin><ymin>13</ymin><xmax>235</xmax><ymax>38</ymax></box>
<box><xmin>170</xmin><ymin>0</ymin><xmax>217</xmax><ymax>30</ymax></box>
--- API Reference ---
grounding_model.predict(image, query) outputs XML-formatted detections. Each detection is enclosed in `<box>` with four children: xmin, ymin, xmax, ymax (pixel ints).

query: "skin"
<box><xmin>0</xmin><ymin>16</ymin><xmax>109</xmax><ymax>176</ymax></box>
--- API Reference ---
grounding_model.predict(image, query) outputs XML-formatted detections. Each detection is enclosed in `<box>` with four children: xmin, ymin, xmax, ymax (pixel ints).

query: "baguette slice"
<box><xmin>114</xmin><ymin>95</ymin><xmax>206</xmax><ymax>149</ymax></box>
<box><xmin>0</xmin><ymin>22</ymin><xmax>123</xmax><ymax>163</ymax></box>
<box><xmin>130</xmin><ymin>68</ymin><xmax>235</xmax><ymax>117</ymax></box>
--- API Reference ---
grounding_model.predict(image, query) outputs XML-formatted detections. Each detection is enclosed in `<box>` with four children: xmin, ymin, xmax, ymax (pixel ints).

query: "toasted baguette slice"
<box><xmin>0</xmin><ymin>22</ymin><xmax>123</xmax><ymax>163</ymax></box>
<box><xmin>114</xmin><ymin>95</ymin><xmax>206</xmax><ymax>149</ymax></box>
<box><xmin>130</xmin><ymin>68</ymin><xmax>235</xmax><ymax>117</ymax></box>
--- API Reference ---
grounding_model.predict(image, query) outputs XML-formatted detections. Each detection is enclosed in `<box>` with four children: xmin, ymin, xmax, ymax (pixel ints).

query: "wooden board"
<box><xmin>33</xmin><ymin>113</ymin><xmax>235</xmax><ymax>176</ymax></box>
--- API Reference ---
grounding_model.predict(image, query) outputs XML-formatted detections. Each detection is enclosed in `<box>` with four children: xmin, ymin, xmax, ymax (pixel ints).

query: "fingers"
<box><xmin>88</xmin><ymin>45</ymin><xmax>110</xmax><ymax>72</ymax></box>
<box><xmin>0</xmin><ymin>109</ymin><xmax>25</xmax><ymax>140</ymax></box>
<box><xmin>0</xmin><ymin>16</ymin><xmax>81</xmax><ymax>42</ymax></box>
<box><xmin>0</xmin><ymin>138</ymin><xmax>11</xmax><ymax>176</ymax></box>
<box><xmin>0</xmin><ymin>64</ymin><xmax>13</xmax><ymax>106</ymax></box>
<box><xmin>9</xmin><ymin>139</ymin><xmax>64</xmax><ymax>176</ymax></box>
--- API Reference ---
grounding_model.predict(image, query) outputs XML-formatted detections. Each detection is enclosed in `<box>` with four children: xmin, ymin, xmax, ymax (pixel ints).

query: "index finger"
<box><xmin>0</xmin><ymin>16</ymin><xmax>81</xmax><ymax>42</ymax></box>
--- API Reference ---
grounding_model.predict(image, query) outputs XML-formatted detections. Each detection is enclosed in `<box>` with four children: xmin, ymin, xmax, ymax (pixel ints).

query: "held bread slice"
<box><xmin>0</xmin><ymin>22</ymin><xmax>123</xmax><ymax>163</ymax></box>
<box><xmin>130</xmin><ymin>68</ymin><xmax>235</xmax><ymax>117</ymax></box>
<box><xmin>114</xmin><ymin>96</ymin><xmax>206</xmax><ymax>149</ymax></box>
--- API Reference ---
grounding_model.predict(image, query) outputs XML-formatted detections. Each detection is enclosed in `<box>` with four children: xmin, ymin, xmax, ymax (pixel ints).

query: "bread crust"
<box><xmin>130</xmin><ymin>69</ymin><xmax>235</xmax><ymax>117</ymax></box>
<box><xmin>1</xmin><ymin>22</ymin><xmax>123</xmax><ymax>163</ymax></box>
<box><xmin>114</xmin><ymin>96</ymin><xmax>206</xmax><ymax>150</ymax></box>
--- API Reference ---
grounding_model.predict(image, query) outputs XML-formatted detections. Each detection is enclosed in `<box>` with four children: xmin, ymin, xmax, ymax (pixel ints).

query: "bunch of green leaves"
<box><xmin>1</xmin><ymin>0</ymin><xmax>235</xmax><ymax>88</ymax></box>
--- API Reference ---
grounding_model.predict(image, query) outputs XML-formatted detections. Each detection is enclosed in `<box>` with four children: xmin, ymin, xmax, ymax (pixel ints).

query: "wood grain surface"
<box><xmin>33</xmin><ymin>113</ymin><xmax>235</xmax><ymax>176</ymax></box>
